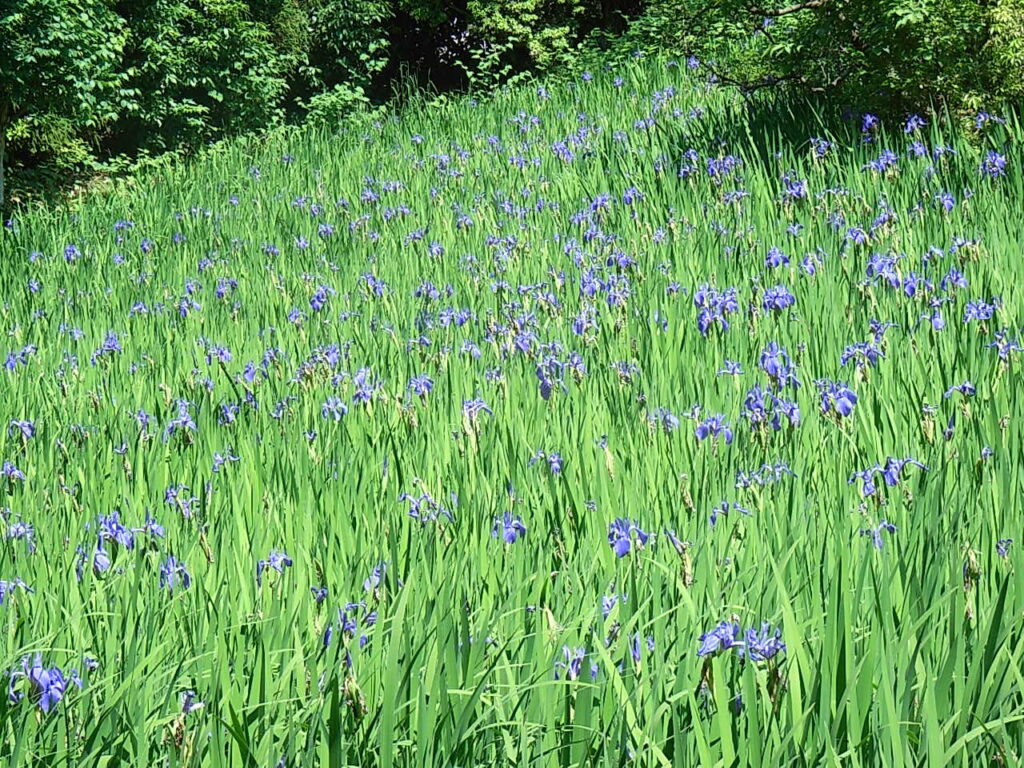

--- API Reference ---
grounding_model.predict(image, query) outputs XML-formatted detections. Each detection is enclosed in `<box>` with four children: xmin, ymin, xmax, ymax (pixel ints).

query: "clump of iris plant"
<box><xmin>735</xmin><ymin>461</ymin><xmax>796</xmax><ymax>488</ymax></box>
<box><xmin>693</xmin><ymin>284</ymin><xmax>739</xmax><ymax>335</ymax></box>
<box><xmin>742</xmin><ymin>384</ymin><xmax>800</xmax><ymax>434</ymax></box>
<box><xmin>399</xmin><ymin>490</ymin><xmax>454</xmax><ymax>525</ymax></box>
<box><xmin>697</xmin><ymin>621</ymin><xmax>786</xmax><ymax>662</ymax></box>
<box><xmin>848</xmin><ymin>456</ymin><xmax>928</xmax><ymax>497</ymax></box>
<box><xmin>528</xmin><ymin>450</ymin><xmax>563</xmax><ymax>475</ymax></box>
<box><xmin>323</xmin><ymin>601</ymin><xmax>377</xmax><ymax>661</ymax></box>
<box><xmin>709</xmin><ymin>500</ymin><xmax>750</xmax><ymax>528</ymax></box>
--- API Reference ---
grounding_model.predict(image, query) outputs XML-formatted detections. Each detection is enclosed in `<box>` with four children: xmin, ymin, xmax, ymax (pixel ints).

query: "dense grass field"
<box><xmin>1</xmin><ymin>58</ymin><xmax>1023</xmax><ymax>766</ymax></box>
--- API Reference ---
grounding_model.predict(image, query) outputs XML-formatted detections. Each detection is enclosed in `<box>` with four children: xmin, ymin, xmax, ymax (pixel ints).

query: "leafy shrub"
<box><xmin>607</xmin><ymin>0</ymin><xmax>1024</xmax><ymax>113</ymax></box>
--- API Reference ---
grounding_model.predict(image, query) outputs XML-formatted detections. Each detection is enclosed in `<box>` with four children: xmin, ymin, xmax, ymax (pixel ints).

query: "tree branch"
<box><xmin>701</xmin><ymin>55</ymin><xmax>852</xmax><ymax>102</ymax></box>
<box><xmin>746</xmin><ymin>0</ymin><xmax>830</xmax><ymax>17</ymax></box>
<box><xmin>701</xmin><ymin>60</ymin><xmax>806</xmax><ymax>101</ymax></box>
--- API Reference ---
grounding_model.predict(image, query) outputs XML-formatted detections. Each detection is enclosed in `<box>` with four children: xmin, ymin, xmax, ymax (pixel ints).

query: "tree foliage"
<box><xmin>2</xmin><ymin>0</ymin><xmax>400</xmax><ymax>206</ymax></box>
<box><xmin>611</xmin><ymin>0</ymin><xmax>1024</xmax><ymax>112</ymax></box>
<box><xmin>0</xmin><ymin>0</ymin><xmax>128</xmax><ymax>206</ymax></box>
<box><xmin>107</xmin><ymin>0</ymin><xmax>294</xmax><ymax>155</ymax></box>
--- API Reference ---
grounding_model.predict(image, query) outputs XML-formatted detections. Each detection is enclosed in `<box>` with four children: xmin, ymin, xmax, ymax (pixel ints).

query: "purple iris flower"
<box><xmin>363</xmin><ymin>561</ymin><xmax>388</xmax><ymax>592</ymax></box>
<box><xmin>7</xmin><ymin>420</ymin><xmax>34</xmax><ymax>439</ymax></box>
<box><xmin>90</xmin><ymin>331</ymin><xmax>123</xmax><ymax>366</ymax></box>
<box><xmin>840</xmin><ymin>341</ymin><xmax>884</xmax><ymax>368</ymax></box>
<box><xmin>321</xmin><ymin>397</ymin><xmax>347</xmax><ymax>421</ymax></box>
<box><xmin>408</xmin><ymin>374</ymin><xmax>434</xmax><ymax>397</ymax></box>
<box><xmin>964</xmin><ymin>299</ymin><xmax>997</xmax><ymax>322</ymax></box>
<box><xmin>181</xmin><ymin>690</ymin><xmax>204</xmax><ymax>715</ymax></box>
<box><xmin>740</xmin><ymin>623</ymin><xmax>787</xmax><ymax>661</ymax></box>
<box><xmin>765</xmin><ymin>246</ymin><xmax>789</xmax><ymax>268</ymax></box>
<box><xmin>904</xmin><ymin>114</ymin><xmax>926</xmax><ymax>134</ymax></box>
<box><xmin>0</xmin><ymin>578</ymin><xmax>31</xmax><ymax>605</ymax></box>
<box><xmin>492</xmin><ymin>513</ymin><xmax>527</xmax><ymax>544</ymax></box>
<box><xmin>91</xmin><ymin>541</ymin><xmax>111</xmax><ymax>575</ymax></box>
<box><xmin>554</xmin><ymin>646</ymin><xmax>595</xmax><ymax>681</ymax></box>
<box><xmin>159</xmin><ymin>555</ymin><xmax>192</xmax><ymax>591</ymax></box>
<box><xmin>0</xmin><ymin>460</ymin><xmax>26</xmax><ymax>486</ymax></box>
<box><xmin>5</xmin><ymin>524</ymin><xmax>34</xmax><ymax>552</ymax></box>
<box><xmin>647</xmin><ymin>408</ymin><xmax>680</xmax><ymax>433</ymax></box>
<box><xmin>709</xmin><ymin>500</ymin><xmax>750</xmax><ymax>527</ymax></box>
<box><xmin>310</xmin><ymin>285</ymin><xmax>332</xmax><ymax>312</ymax></box>
<box><xmin>8</xmin><ymin>654</ymin><xmax>82</xmax><ymax>713</ymax></box>
<box><xmin>944</xmin><ymin>381</ymin><xmax>976</xmax><ymax>399</ymax></box>
<box><xmin>717</xmin><ymin>360</ymin><xmax>743</xmax><ymax>376</ymax></box>
<box><xmin>988</xmin><ymin>329</ymin><xmax>1022</xmax><ymax>361</ymax></box>
<box><xmin>881</xmin><ymin>456</ymin><xmax>928</xmax><ymax>486</ymax></box>
<box><xmin>981</xmin><ymin>150</ymin><xmax>1007</xmax><ymax>178</ymax></box>
<box><xmin>601</xmin><ymin>593</ymin><xmax>627</xmax><ymax>619</ymax></box>
<box><xmin>696</xmin><ymin>622</ymin><xmax>742</xmax><ymax>657</ymax></box>
<box><xmin>97</xmin><ymin>511</ymin><xmax>138</xmax><ymax>550</ymax></box>
<box><xmin>760</xmin><ymin>342</ymin><xmax>801</xmax><ymax>388</ymax></box>
<box><xmin>860</xmin><ymin>520</ymin><xmax>897</xmax><ymax>550</ymax></box>
<box><xmin>463</xmin><ymin>397</ymin><xmax>493</xmax><ymax>422</ymax></box>
<box><xmin>695</xmin><ymin>414</ymin><xmax>733</xmax><ymax>444</ymax></box>
<box><xmin>817</xmin><ymin>379</ymin><xmax>858</xmax><ymax>417</ymax></box>
<box><xmin>608</xmin><ymin>518</ymin><xmax>649</xmax><ymax>558</ymax></box>
<box><xmin>762</xmin><ymin>285</ymin><xmax>795</xmax><ymax>312</ymax></box>
<box><xmin>695</xmin><ymin>285</ymin><xmax>740</xmax><ymax>334</ymax></box>
<box><xmin>212</xmin><ymin>450</ymin><xmax>240</xmax><ymax>473</ymax></box>
<box><xmin>164</xmin><ymin>400</ymin><xmax>197</xmax><ymax>440</ymax></box>
<box><xmin>256</xmin><ymin>550</ymin><xmax>293</xmax><ymax>586</ymax></box>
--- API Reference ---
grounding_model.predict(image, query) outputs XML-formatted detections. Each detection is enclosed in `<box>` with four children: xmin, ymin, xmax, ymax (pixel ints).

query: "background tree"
<box><xmin>102</xmin><ymin>0</ymin><xmax>308</xmax><ymax>158</ymax></box>
<box><xmin>611</xmin><ymin>0</ymin><xmax>1024</xmax><ymax>112</ymax></box>
<box><xmin>0</xmin><ymin>0</ymin><xmax>128</xmax><ymax>207</ymax></box>
<box><xmin>291</xmin><ymin>0</ymin><xmax>392</xmax><ymax>125</ymax></box>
